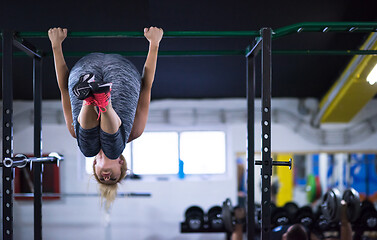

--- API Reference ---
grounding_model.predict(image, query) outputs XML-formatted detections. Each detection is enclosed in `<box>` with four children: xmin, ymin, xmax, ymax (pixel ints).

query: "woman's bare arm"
<box><xmin>48</xmin><ymin>28</ymin><xmax>76</xmax><ymax>138</ymax></box>
<box><xmin>340</xmin><ymin>200</ymin><xmax>352</xmax><ymax>240</ymax></box>
<box><xmin>128</xmin><ymin>27</ymin><xmax>163</xmax><ymax>142</ymax></box>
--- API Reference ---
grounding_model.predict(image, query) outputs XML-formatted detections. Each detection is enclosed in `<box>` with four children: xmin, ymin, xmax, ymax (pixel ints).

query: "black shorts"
<box><xmin>76</xmin><ymin>123</ymin><xmax>126</xmax><ymax>160</ymax></box>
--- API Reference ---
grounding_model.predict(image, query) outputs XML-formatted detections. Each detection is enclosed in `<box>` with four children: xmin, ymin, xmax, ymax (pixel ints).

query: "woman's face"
<box><xmin>94</xmin><ymin>150</ymin><xmax>124</xmax><ymax>184</ymax></box>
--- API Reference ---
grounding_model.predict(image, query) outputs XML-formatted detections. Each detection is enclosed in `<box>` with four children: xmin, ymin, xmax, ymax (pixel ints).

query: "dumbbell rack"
<box><xmin>181</xmin><ymin>204</ymin><xmax>233</xmax><ymax>239</ymax></box>
<box><xmin>180</xmin><ymin>223</ymin><xmax>227</xmax><ymax>233</ymax></box>
<box><xmin>181</xmin><ymin>223</ymin><xmax>233</xmax><ymax>240</ymax></box>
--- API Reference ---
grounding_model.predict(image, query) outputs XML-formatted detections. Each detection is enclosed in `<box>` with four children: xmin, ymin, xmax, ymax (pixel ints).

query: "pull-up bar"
<box><xmin>1</xmin><ymin>22</ymin><xmax>377</xmax><ymax>58</ymax></box>
<box><xmin>3</xmin><ymin>49</ymin><xmax>377</xmax><ymax>58</ymax></box>
<box><xmin>7</xmin><ymin>22</ymin><xmax>376</xmax><ymax>40</ymax></box>
<box><xmin>15</xmin><ymin>30</ymin><xmax>260</xmax><ymax>38</ymax></box>
<box><xmin>273</xmin><ymin>21</ymin><xmax>377</xmax><ymax>38</ymax></box>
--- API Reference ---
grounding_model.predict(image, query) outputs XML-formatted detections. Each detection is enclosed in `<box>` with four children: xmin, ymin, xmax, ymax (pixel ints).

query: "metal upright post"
<box><xmin>246</xmin><ymin>46</ymin><xmax>256</xmax><ymax>240</ymax></box>
<box><xmin>2</xmin><ymin>30</ymin><xmax>14</xmax><ymax>240</ymax></box>
<box><xmin>33</xmin><ymin>57</ymin><xmax>43</xmax><ymax>240</ymax></box>
<box><xmin>260</xmin><ymin>28</ymin><xmax>272</xmax><ymax>240</ymax></box>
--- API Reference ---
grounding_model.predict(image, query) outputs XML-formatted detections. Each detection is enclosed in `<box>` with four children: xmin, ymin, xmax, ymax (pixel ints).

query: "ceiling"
<box><xmin>1</xmin><ymin>0</ymin><xmax>377</xmax><ymax>101</ymax></box>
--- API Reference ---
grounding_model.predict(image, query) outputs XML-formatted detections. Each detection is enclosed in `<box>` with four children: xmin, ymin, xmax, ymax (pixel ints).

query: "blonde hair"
<box><xmin>93</xmin><ymin>154</ymin><xmax>128</xmax><ymax>210</ymax></box>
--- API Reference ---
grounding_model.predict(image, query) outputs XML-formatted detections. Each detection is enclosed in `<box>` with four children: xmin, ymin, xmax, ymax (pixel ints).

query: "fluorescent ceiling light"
<box><xmin>367</xmin><ymin>63</ymin><xmax>377</xmax><ymax>85</ymax></box>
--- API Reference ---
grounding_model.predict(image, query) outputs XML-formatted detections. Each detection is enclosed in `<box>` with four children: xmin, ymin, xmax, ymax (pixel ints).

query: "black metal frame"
<box><xmin>245</xmin><ymin>27</ymin><xmax>272</xmax><ymax>240</ymax></box>
<box><xmin>2</xmin><ymin>30</ymin><xmax>15</xmax><ymax>240</ymax></box>
<box><xmin>246</xmin><ymin>36</ymin><xmax>260</xmax><ymax>240</ymax></box>
<box><xmin>1</xmin><ymin>30</ymin><xmax>45</xmax><ymax>240</ymax></box>
<box><xmin>246</xmin><ymin>28</ymin><xmax>292</xmax><ymax>240</ymax></box>
<box><xmin>33</xmin><ymin>52</ymin><xmax>43</xmax><ymax>240</ymax></box>
<box><xmin>260</xmin><ymin>28</ymin><xmax>273</xmax><ymax>239</ymax></box>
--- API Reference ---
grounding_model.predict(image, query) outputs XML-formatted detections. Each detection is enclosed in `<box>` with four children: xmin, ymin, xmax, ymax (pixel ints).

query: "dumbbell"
<box><xmin>185</xmin><ymin>206</ymin><xmax>205</xmax><ymax>230</ymax></box>
<box><xmin>269</xmin><ymin>201</ymin><xmax>299</xmax><ymax>228</ymax></box>
<box><xmin>284</xmin><ymin>202</ymin><xmax>299</xmax><ymax>222</ymax></box>
<box><xmin>321</xmin><ymin>188</ymin><xmax>361</xmax><ymax>223</ymax></box>
<box><xmin>358</xmin><ymin>200</ymin><xmax>377</xmax><ymax>230</ymax></box>
<box><xmin>310</xmin><ymin>204</ymin><xmax>338</xmax><ymax>240</ymax></box>
<box><xmin>295</xmin><ymin>206</ymin><xmax>315</xmax><ymax>229</ymax></box>
<box><xmin>271</xmin><ymin>207</ymin><xmax>291</xmax><ymax>227</ymax></box>
<box><xmin>255</xmin><ymin>204</ymin><xmax>262</xmax><ymax>231</ymax></box>
<box><xmin>316</xmin><ymin>212</ymin><xmax>331</xmax><ymax>231</ymax></box>
<box><xmin>222</xmin><ymin>198</ymin><xmax>235</xmax><ymax>233</ymax></box>
<box><xmin>208</xmin><ymin>206</ymin><xmax>224</xmax><ymax>230</ymax></box>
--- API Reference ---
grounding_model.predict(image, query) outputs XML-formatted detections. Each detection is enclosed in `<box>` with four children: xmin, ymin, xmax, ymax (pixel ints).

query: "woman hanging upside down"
<box><xmin>48</xmin><ymin>26</ymin><xmax>163</xmax><ymax>208</ymax></box>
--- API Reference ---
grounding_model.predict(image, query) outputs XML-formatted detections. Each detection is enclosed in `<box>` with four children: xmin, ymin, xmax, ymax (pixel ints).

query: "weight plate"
<box><xmin>295</xmin><ymin>206</ymin><xmax>314</xmax><ymax>228</ymax></box>
<box><xmin>306</xmin><ymin>175</ymin><xmax>317</xmax><ymax>203</ymax></box>
<box><xmin>321</xmin><ymin>188</ymin><xmax>341</xmax><ymax>222</ymax></box>
<box><xmin>271</xmin><ymin>207</ymin><xmax>290</xmax><ymax>226</ymax></box>
<box><xmin>208</xmin><ymin>206</ymin><xmax>223</xmax><ymax>230</ymax></box>
<box><xmin>185</xmin><ymin>206</ymin><xmax>204</xmax><ymax>218</ymax></box>
<box><xmin>360</xmin><ymin>200</ymin><xmax>377</xmax><ymax>229</ymax></box>
<box><xmin>222</xmin><ymin>198</ymin><xmax>234</xmax><ymax>233</ymax></box>
<box><xmin>284</xmin><ymin>202</ymin><xmax>299</xmax><ymax>222</ymax></box>
<box><xmin>315</xmin><ymin>177</ymin><xmax>321</xmax><ymax>199</ymax></box>
<box><xmin>185</xmin><ymin>206</ymin><xmax>204</xmax><ymax>230</ymax></box>
<box><xmin>342</xmin><ymin>188</ymin><xmax>361</xmax><ymax>223</ymax></box>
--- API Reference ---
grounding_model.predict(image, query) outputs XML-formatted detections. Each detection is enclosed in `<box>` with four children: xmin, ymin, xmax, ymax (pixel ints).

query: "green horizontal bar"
<box><xmin>64</xmin><ymin>50</ymin><xmax>246</xmax><ymax>56</ymax></box>
<box><xmin>273</xmin><ymin>50</ymin><xmax>377</xmax><ymax>55</ymax></box>
<box><xmin>4</xmin><ymin>22</ymin><xmax>377</xmax><ymax>41</ymax></box>
<box><xmin>17</xmin><ymin>31</ymin><xmax>259</xmax><ymax>38</ymax></box>
<box><xmin>274</xmin><ymin>21</ymin><xmax>377</xmax><ymax>39</ymax></box>
<box><xmin>0</xmin><ymin>50</ymin><xmax>246</xmax><ymax>57</ymax></box>
<box><xmin>3</xmin><ymin>49</ymin><xmax>377</xmax><ymax>58</ymax></box>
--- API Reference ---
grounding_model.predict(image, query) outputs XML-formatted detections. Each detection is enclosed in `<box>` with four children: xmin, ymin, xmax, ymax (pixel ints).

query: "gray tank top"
<box><xmin>68</xmin><ymin>53</ymin><xmax>141</xmax><ymax>143</ymax></box>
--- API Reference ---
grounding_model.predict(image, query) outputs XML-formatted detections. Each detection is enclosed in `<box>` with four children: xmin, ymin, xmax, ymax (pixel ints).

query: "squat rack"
<box><xmin>2</xmin><ymin>22</ymin><xmax>377</xmax><ymax>240</ymax></box>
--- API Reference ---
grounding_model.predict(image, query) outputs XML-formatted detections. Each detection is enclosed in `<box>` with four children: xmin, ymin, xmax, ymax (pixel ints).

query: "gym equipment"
<box><xmin>306</xmin><ymin>174</ymin><xmax>321</xmax><ymax>203</ymax></box>
<box><xmin>316</xmin><ymin>214</ymin><xmax>331</xmax><ymax>231</ymax></box>
<box><xmin>185</xmin><ymin>206</ymin><xmax>205</xmax><ymax>230</ymax></box>
<box><xmin>255</xmin><ymin>204</ymin><xmax>262</xmax><ymax>231</ymax></box>
<box><xmin>0</xmin><ymin>153</ymin><xmax>64</xmax><ymax>168</ymax></box>
<box><xmin>306</xmin><ymin>175</ymin><xmax>316</xmax><ymax>203</ymax></box>
<box><xmin>295</xmin><ymin>206</ymin><xmax>315</xmax><ymax>229</ymax></box>
<box><xmin>1</xmin><ymin>29</ymin><xmax>60</xmax><ymax>240</ymax></box>
<box><xmin>283</xmin><ymin>202</ymin><xmax>299</xmax><ymax>222</ymax></box>
<box><xmin>322</xmin><ymin>188</ymin><xmax>342</xmax><ymax>222</ymax></box>
<box><xmin>359</xmin><ymin>200</ymin><xmax>377</xmax><ymax>230</ymax></box>
<box><xmin>321</xmin><ymin>188</ymin><xmax>361</xmax><ymax>222</ymax></box>
<box><xmin>271</xmin><ymin>207</ymin><xmax>291</xmax><ymax>226</ymax></box>
<box><xmin>342</xmin><ymin>188</ymin><xmax>361</xmax><ymax>223</ymax></box>
<box><xmin>222</xmin><ymin>198</ymin><xmax>235</xmax><ymax>233</ymax></box>
<box><xmin>207</xmin><ymin>206</ymin><xmax>224</xmax><ymax>230</ymax></box>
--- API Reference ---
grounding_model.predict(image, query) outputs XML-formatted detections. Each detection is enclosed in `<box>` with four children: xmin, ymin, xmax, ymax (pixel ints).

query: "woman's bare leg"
<box><xmin>78</xmin><ymin>104</ymin><xmax>99</xmax><ymax>129</ymax></box>
<box><xmin>100</xmin><ymin>102</ymin><xmax>122</xmax><ymax>134</ymax></box>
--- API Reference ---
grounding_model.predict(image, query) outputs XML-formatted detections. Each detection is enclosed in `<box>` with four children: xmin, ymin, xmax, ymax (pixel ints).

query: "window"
<box><xmin>85</xmin><ymin>130</ymin><xmax>226</xmax><ymax>176</ymax></box>
<box><xmin>132</xmin><ymin>132</ymin><xmax>179</xmax><ymax>174</ymax></box>
<box><xmin>180</xmin><ymin>131</ymin><xmax>226</xmax><ymax>174</ymax></box>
